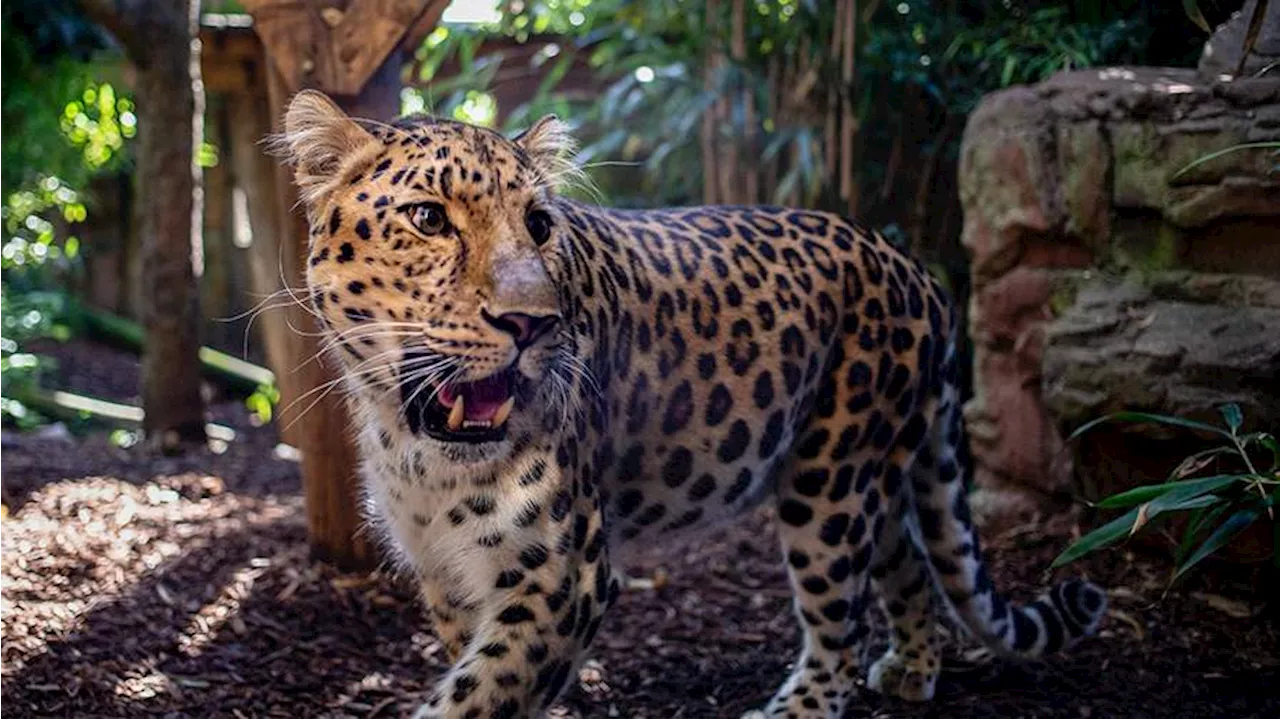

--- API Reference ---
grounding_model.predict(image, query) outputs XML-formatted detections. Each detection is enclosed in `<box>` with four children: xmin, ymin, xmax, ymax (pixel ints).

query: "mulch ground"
<box><xmin>3</xmin><ymin>340</ymin><xmax>1278</xmax><ymax>718</ymax></box>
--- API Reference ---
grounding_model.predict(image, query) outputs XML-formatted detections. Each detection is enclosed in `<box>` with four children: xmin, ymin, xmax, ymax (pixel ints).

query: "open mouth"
<box><xmin>401</xmin><ymin>368</ymin><xmax>517</xmax><ymax>443</ymax></box>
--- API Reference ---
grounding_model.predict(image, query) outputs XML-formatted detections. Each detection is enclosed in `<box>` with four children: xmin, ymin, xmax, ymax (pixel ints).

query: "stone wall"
<box><xmin>957</xmin><ymin>66</ymin><xmax>1280</xmax><ymax>520</ymax></box>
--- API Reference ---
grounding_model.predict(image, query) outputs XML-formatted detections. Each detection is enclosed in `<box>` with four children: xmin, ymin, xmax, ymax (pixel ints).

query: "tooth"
<box><xmin>491</xmin><ymin>396</ymin><xmax>515</xmax><ymax>428</ymax></box>
<box><xmin>448</xmin><ymin>395</ymin><xmax>465</xmax><ymax>431</ymax></box>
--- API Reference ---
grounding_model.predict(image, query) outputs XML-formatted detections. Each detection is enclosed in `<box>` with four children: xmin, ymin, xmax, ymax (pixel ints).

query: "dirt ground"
<box><xmin>3</xmin><ymin>340</ymin><xmax>1278</xmax><ymax>718</ymax></box>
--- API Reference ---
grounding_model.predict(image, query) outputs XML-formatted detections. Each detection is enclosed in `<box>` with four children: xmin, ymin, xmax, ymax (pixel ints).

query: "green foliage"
<box><xmin>1</xmin><ymin>0</ymin><xmax>125</xmax><ymax>193</ymax></box>
<box><xmin>246</xmin><ymin>383</ymin><xmax>282</xmax><ymax>425</ymax></box>
<box><xmin>0</xmin><ymin>290</ymin><xmax>71</xmax><ymax>428</ymax></box>
<box><xmin>1</xmin><ymin>0</ymin><xmax>135</xmax><ymax>430</ymax></box>
<box><xmin>411</xmin><ymin>1</ymin><xmax>1190</xmax><ymax>211</ymax></box>
<box><xmin>1054</xmin><ymin>404</ymin><xmax>1279</xmax><ymax>582</ymax></box>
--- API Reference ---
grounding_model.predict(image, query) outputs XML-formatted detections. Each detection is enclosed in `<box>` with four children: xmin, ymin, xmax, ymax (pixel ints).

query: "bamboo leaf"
<box><xmin>1060</xmin><ymin>475</ymin><xmax>1243</xmax><ymax>567</ymax></box>
<box><xmin>1096</xmin><ymin>475</ymin><xmax>1241</xmax><ymax>509</ymax></box>
<box><xmin>1219</xmin><ymin>403</ymin><xmax>1244</xmax><ymax>433</ymax></box>
<box><xmin>1000</xmin><ymin>55</ymin><xmax>1017</xmax><ymax>86</ymax></box>
<box><xmin>1068</xmin><ymin>411</ymin><xmax>1232</xmax><ymax>441</ymax></box>
<box><xmin>1251</xmin><ymin>433</ymin><xmax>1279</xmax><ymax>469</ymax></box>
<box><xmin>535</xmin><ymin>54</ymin><xmax>575</xmax><ymax>101</ymax></box>
<box><xmin>1052</xmin><ymin>508</ymin><xmax>1140</xmax><ymax>567</ymax></box>
<box><xmin>1177</xmin><ymin>502</ymin><xmax>1230</xmax><ymax>563</ymax></box>
<box><xmin>1183</xmin><ymin>0</ymin><xmax>1212</xmax><ymax>33</ymax></box>
<box><xmin>1174</xmin><ymin>505</ymin><xmax>1263</xmax><ymax>580</ymax></box>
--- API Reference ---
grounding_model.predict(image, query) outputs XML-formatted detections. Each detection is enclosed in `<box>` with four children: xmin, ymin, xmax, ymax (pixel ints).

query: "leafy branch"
<box><xmin>1054</xmin><ymin>404</ymin><xmax>1279</xmax><ymax>584</ymax></box>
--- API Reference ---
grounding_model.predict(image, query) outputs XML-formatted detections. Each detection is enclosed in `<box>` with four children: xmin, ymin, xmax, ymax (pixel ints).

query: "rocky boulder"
<box><xmin>958</xmin><ymin>66</ymin><xmax>1280</xmax><ymax>522</ymax></box>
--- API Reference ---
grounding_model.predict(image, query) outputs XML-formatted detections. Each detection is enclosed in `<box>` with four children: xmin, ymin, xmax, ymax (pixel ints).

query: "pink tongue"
<box><xmin>439</xmin><ymin>374</ymin><xmax>510</xmax><ymax>422</ymax></box>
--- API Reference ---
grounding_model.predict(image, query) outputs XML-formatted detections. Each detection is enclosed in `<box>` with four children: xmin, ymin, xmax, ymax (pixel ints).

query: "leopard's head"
<box><xmin>275</xmin><ymin>90</ymin><xmax>584</xmax><ymax>455</ymax></box>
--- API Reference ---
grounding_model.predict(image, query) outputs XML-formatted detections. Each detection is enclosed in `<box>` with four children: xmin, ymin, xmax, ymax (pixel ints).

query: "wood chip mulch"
<box><xmin>3</xmin><ymin>340</ymin><xmax>1278</xmax><ymax>718</ymax></box>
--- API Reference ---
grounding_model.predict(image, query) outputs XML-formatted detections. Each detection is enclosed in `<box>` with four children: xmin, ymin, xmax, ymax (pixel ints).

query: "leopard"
<box><xmin>272</xmin><ymin>89</ymin><xmax>1107</xmax><ymax>719</ymax></box>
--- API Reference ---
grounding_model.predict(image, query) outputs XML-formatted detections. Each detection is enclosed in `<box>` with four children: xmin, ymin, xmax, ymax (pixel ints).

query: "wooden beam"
<box><xmin>200</xmin><ymin>14</ymin><xmax>266</xmax><ymax>95</ymax></box>
<box><xmin>241</xmin><ymin>0</ymin><xmax>447</xmax><ymax>96</ymax></box>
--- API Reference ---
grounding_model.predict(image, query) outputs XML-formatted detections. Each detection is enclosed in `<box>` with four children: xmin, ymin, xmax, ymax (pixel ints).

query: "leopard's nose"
<box><xmin>482</xmin><ymin>309</ymin><xmax>560</xmax><ymax>349</ymax></box>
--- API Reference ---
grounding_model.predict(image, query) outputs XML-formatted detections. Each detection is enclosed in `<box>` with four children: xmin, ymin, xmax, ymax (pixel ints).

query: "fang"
<box><xmin>491</xmin><ymin>396</ymin><xmax>515</xmax><ymax>428</ymax></box>
<box><xmin>447</xmin><ymin>396</ymin><xmax>466</xmax><ymax>431</ymax></box>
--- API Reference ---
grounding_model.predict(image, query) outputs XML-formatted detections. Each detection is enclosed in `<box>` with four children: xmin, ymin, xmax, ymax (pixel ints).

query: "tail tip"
<box><xmin>1061</xmin><ymin>578</ymin><xmax>1107</xmax><ymax>638</ymax></box>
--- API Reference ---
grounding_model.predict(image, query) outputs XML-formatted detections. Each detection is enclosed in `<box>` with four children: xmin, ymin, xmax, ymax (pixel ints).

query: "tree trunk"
<box><xmin>136</xmin><ymin>0</ymin><xmax>206</xmax><ymax>447</ymax></box>
<box><xmin>83</xmin><ymin>0</ymin><xmax>209</xmax><ymax>448</ymax></box>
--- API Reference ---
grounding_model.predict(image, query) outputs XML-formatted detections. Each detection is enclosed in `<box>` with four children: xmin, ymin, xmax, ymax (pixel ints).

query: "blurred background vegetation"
<box><xmin>0</xmin><ymin>0</ymin><xmax>1240</xmax><ymax>429</ymax></box>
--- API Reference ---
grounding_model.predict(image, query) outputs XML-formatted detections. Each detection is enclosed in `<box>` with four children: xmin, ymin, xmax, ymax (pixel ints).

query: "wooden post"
<box><xmin>243</xmin><ymin>0</ymin><xmax>447</xmax><ymax>570</ymax></box>
<box><xmin>202</xmin><ymin>97</ymin><xmax>235</xmax><ymax>351</ymax></box>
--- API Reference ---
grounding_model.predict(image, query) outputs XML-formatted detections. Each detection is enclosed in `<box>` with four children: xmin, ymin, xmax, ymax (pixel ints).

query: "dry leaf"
<box><xmin>1191</xmin><ymin>591</ymin><xmax>1257</xmax><ymax>619</ymax></box>
<box><xmin>1173</xmin><ymin>453</ymin><xmax>1217</xmax><ymax>478</ymax></box>
<box><xmin>1130</xmin><ymin>502</ymin><xmax>1151</xmax><ymax>536</ymax></box>
<box><xmin>1106</xmin><ymin>608</ymin><xmax>1145</xmax><ymax>640</ymax></box>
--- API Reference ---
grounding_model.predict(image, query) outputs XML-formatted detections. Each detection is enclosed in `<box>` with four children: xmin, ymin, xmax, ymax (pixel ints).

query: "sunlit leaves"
<box><xmin>0</xmin><ymin>290</ymin><xmax>67</xmax><ymax>428</ymax></box>
<box><xmin>60</xmin><ymin>82</ymin><xmax>136</xmax><ymax>170</ymax></box>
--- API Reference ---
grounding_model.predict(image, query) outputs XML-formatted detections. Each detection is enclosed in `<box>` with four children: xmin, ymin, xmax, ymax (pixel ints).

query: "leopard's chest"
<box><xmin>354</xmin><ymin>420</ymin><xmax>560</xmax><ymax>580</ymax></box>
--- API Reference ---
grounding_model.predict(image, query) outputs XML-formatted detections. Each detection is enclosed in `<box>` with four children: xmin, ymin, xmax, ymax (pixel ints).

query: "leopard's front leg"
<box><xmin>413</xmin><ymin>459</ymin><xmax>619</xmax><ymax>718</ymax></box>
<box><xmin>419</xmin><ymin>577</ymin><xmax>479</xmax><ymax>664</ymax></box>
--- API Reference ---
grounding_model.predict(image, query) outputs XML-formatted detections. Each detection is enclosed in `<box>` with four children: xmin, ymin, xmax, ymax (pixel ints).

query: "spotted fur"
<box><xmin>273</xmin><ymin>90</ymin><xmax>1106</xmax><ymax>719</ymax></box>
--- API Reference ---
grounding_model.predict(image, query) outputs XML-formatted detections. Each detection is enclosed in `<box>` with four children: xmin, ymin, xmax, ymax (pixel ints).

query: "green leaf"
<box><xmin>1068</xmin><ymin>411</ymin><xmax>1232</xmax><ymax>442</ymax></box>
<box><xmin>1096</xmin><ymin>475</ymin><xmax>1241</xmax><ymax>510</ymax></box>
<box><xmin>534</xmin><ymin>54</ymin><xmax>575</xmax><ymax>101</ymax></box>
<box><xmin>1253</xmin><ymin>433</ymin><xmax>1279</xmax><ymax>470</ymax></box>
<box><xmin>1177</xmin><ymin>502</ymin><xmax>1230</xmax><ymax>564</ymax></box>
<box><xmin>1175</xmin><ymin>505</ymin><xmax>1263</xmax><ymax>580</ymax></box>
<box><xmin>1000</xmin><ymin>55</ymin><xmax>1017</xmax><ymax>86</ymax></box>
<box><xmin>1058</xmin><ymin>475</ymin><xmax>1242</xmax><ymax>567</ymax></box>
<box><xmin>1219</xmin><ymin>403</ymin><xmax>1243</xmax><ymax>433</ymax></box>
<box><xmin>1182</xmin><ymin>0</ymin><xmax>1212</xmax><ymax>33</ymax></box>
<box><xmin>1053</xmin><ymin>508</ymin><xmax>1138</xmax><ymax>567</ymax></box>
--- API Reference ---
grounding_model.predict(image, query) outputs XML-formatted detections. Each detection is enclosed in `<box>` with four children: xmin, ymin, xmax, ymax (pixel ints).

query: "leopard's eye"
<box><xmin>526</xmin><ymin>209</ymin><xmax>553</xmax><ymax>246</ymax></box>
<box><xmin>407</xmin><ymin>202</ymin><xmax>450</xmax><ymax>236</ymax></box>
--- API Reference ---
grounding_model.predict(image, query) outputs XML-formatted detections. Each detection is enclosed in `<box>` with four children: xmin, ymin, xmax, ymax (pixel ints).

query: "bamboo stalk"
<box><xmin>840</xmin><ymin>0</ymin><xmax>859</xmax><ymax>216</ymax></box>
<box><xmin>764</xmin><ymin>55</ymin><xmax>779</xmax><ymax>201</ymax></box>
<box><xmin>826</xmin><ymin>0</ymin><xmax>846</xmax><ymax>185</ymax></box>
<box><xmin>11</xmin><ymin>385</ymin><xmax>236</xmax><ymax>442</ymax></box>
<box><xmin>879</xmin><ymin>85</ymin><xmax>913</xmax><ymax>202</ymax></box>
<box><xmin>731</xmin><ymin>0</ymin><xmax>755</xmax><ymax>204</ymax></box>
<box><xmin>911</xmin><ymin>118</ymin><xmax>958</xmax><ymax>255</ymax></box>
<box><xmin>701</xmin><ymin>0</ymin><xmax>720</xmax><ymax>205</ymax></box>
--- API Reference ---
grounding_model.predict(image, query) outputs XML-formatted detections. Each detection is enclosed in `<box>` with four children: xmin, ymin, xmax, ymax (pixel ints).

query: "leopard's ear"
<box><xmin>271</xmin><ymin>90</ymin><xmax>378</xmax><ymax>208</ymax></box>
<box><xmin>514</xmin><ymin>114</ymin><xmax>581</xmax><ymax>191</ymax></box>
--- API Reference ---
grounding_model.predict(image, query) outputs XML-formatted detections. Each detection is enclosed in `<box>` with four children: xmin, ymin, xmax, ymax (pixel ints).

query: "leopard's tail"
<box><xmin>911</xmin><ymin>335</ymin><xmax>1106</xmax><ymax>658</ymax></box>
